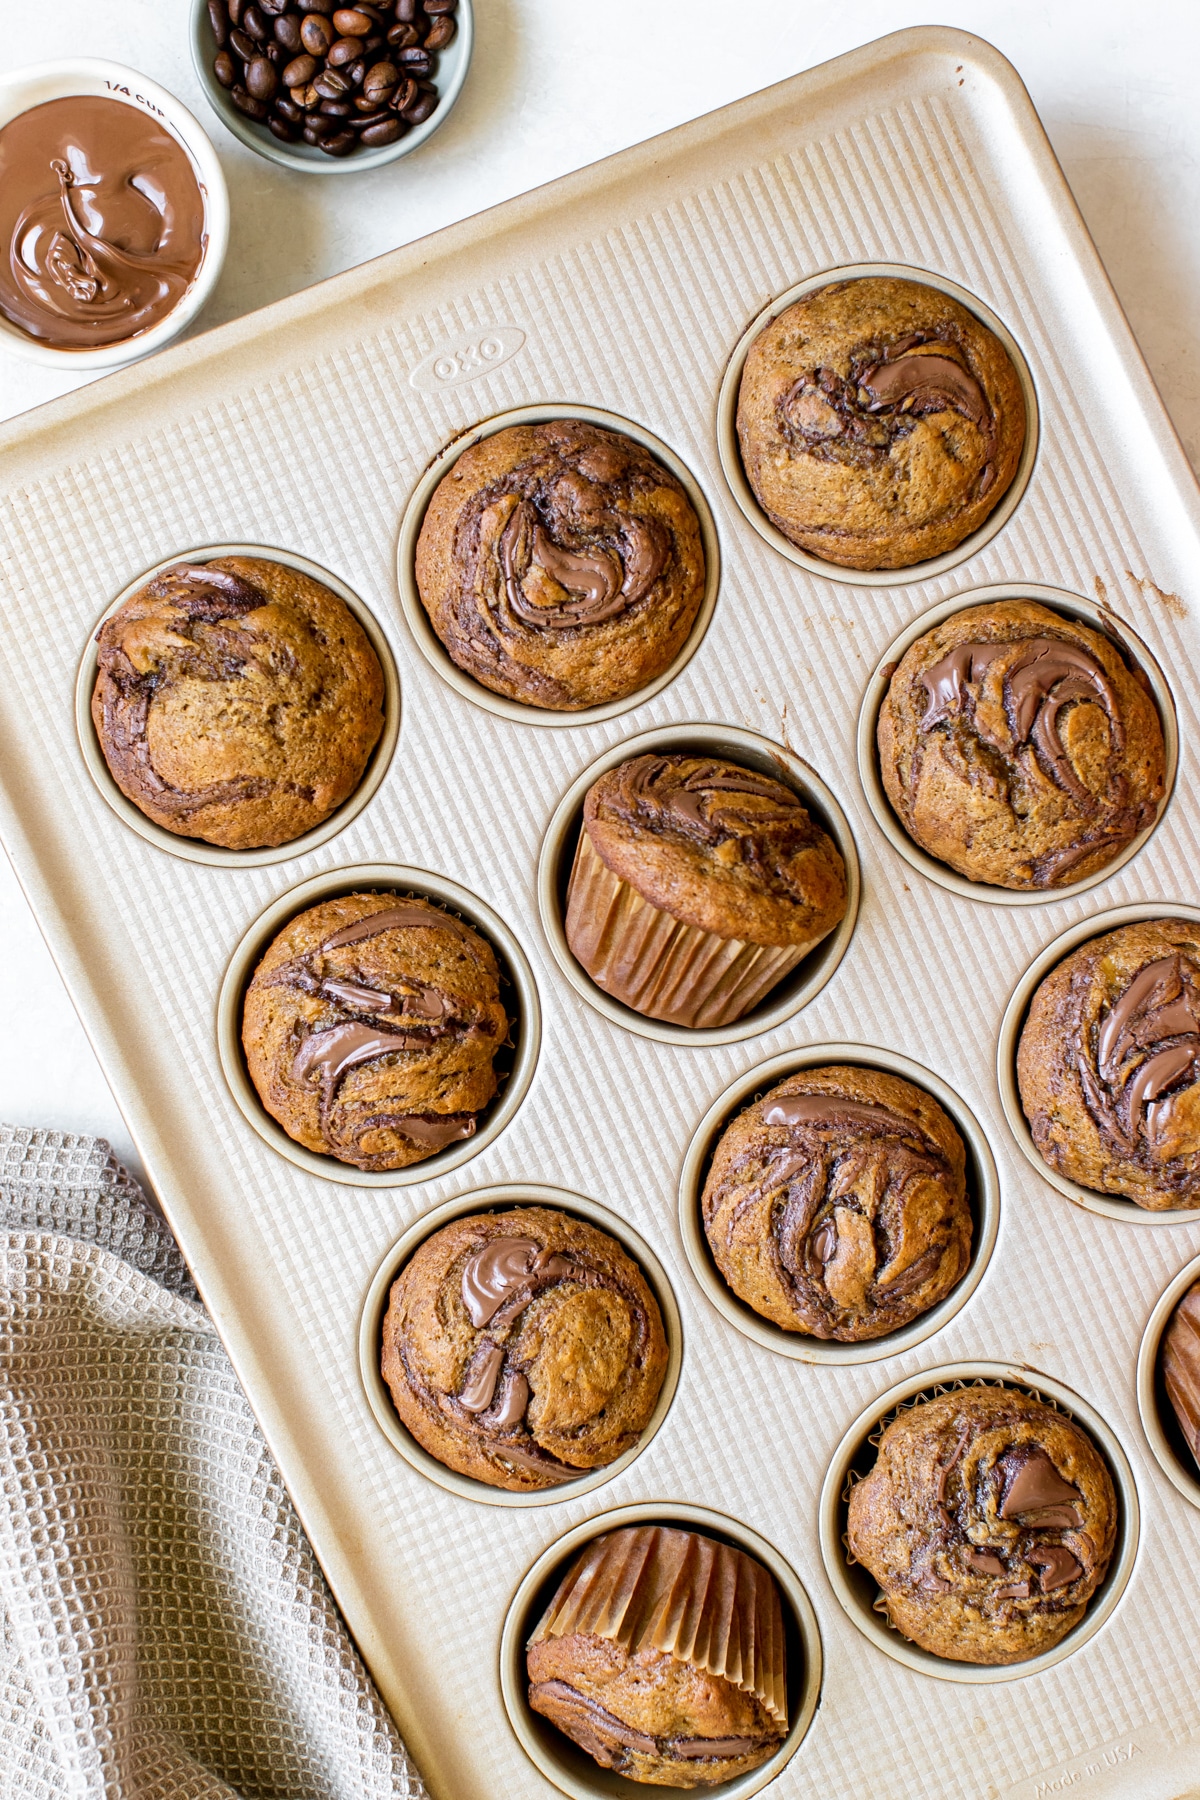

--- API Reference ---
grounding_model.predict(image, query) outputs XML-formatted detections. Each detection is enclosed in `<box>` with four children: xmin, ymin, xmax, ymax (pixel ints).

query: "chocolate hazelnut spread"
<box><xmin>0</xmin><ymin>96</ymin><xmax>206</xmax><ymax>349</ymax></box>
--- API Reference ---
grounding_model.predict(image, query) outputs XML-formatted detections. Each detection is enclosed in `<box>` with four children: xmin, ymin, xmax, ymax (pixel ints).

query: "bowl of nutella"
<box><xmin>0</xmin><ymin>59</ymin><xmax>228</xmax><ymax>369</ymax></box>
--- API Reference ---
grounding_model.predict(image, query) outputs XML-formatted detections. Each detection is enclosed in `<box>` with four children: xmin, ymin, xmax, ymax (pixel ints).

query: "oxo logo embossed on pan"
<box><xmin>408</xmin><ymin>324</ymin><xmax>527</xmax><ymax>391</ymax></box>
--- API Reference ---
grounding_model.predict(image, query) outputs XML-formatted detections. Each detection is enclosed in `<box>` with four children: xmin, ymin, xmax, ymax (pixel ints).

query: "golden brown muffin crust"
<box><xmin>1017</xmin><ymin>919</ymin><xmax>1200</xmax><ymax>1208</ymax></box>
<box><xmin>736</xmin><ymin>276</ymin><xmax>1025</xmax><ymax>569</ymax></box>
<box><xmin>582</xmin><ymin>753</ymin><xmax>847</xmax><ymax>947</ymax></box>
<box><xmin>241</xmin><ymin>892</ymin><xmax>508</xmax><ymax>1172</ymax></box>
<box><xmin>878</xmin><ymin>600</ymin><xmax>1165</xmax><ymax>889</ymax></box>
<box><xmin>702</xmin><ymin>1066</ymin><xmax>972</xmax><ymax>1341</ymax></box>
<box><xmin>846</xmin><ymin>1387</ymin><xmax>1116</xmax><ymax>1664</ymax></box>
<box><xmin>92</xmin><ymin>556</ymin><xmax>384</xmax><ymax>849</ymax></box>
<box><xmin>381</xmin><ymin>1208</ymin><xmax>668</xmax><ymax>1491</ymax></box>
<box><xmin>414</xmin><ymin>421</ymin><xmax>706</xmax><ymax>710</ymax></box>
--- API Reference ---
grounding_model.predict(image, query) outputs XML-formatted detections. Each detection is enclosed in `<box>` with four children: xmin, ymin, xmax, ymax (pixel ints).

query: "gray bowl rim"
<box><xmin>395</xmin><ymin>403</ymin><xmax>722</xmax><ymax>728</ymax></box>
<box><xmin>535</xmin><ymin>721</ymin><xmax>861</xmax><ymax>1047</ymax></box>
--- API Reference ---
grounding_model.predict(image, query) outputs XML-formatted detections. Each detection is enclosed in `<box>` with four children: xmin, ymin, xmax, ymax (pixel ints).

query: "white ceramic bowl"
<box><xmin>191</xmin><ymin>0</ymin><xmax>473</xmax><ymax>174</ymax></box>
<box><xmin>0</xmin><ymin>58</ymin><xmax>229</xmax><ymax>371</ymax></box>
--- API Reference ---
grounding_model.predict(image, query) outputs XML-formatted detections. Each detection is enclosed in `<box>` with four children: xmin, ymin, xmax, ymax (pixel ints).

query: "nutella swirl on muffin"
<box><xmin>878</xmin><ymin>600</ymin><xmax>1164</xmax><ymax>889</ymax></box>
<box><xmin>567</xmin><ymin>753</ymin><xmax>847</xmax><ymax>1028</ymax></box>
<box><xmin>736</xmin><ymin>276</ymin><xmax>1026</xmax><ymax>569</ymax></box>
<box><xmin>1018</xmin><ymin>919</ymin><xmax>1200</xmax><ymax>1208</ymax></box>
<box><xmin>415</xmin><ymin>421</ymin><xmax>706</xmax><ymax>710</ymax></box>
<box><xmin>92</xmin><ymin>556</ymin><xmax>384</xmax><ymax>849</ymax></box>
<box><xmin>242</xmin><ymin>893</ymin><xmax>508</xmax><ymax>1171</ymax></box>
<box><xmin>381</xmin><ymin>1207</ymin><xmax>668</xmax><ymax>1491</ymax></box>
<box><xmin>702</xmin><ymin>1066</ymin><xmax>972</xmax><ymax>1341</ymax></box>
<box><xmin>847</xmin><ymin>1387</ymin><xmax>1116</xmax><ymax>1664</ymax></box>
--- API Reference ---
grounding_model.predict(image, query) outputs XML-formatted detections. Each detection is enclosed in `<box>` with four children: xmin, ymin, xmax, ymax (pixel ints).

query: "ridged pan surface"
<box><xmin>1</xmin><ymin>25</ymin><xmax>1199</xmax><ymax>1799</ymax></box>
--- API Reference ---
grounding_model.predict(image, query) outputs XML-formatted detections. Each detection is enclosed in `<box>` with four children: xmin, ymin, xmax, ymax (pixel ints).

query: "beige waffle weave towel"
<box><xmin>0</xmin><ymin>1126</ymin><xmax>428</xmax><ymax>1800</ymax></box>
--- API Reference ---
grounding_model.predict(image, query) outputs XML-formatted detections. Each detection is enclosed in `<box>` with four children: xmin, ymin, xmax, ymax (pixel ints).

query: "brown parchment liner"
<box><xmin>528</xmin><ymin>1524</ymin><xmax>788</xmax><ymax>1730</ymax></box>
<box><xmin>565</xmin><ymin>832</ymin><xmax>812</xmax><ymax>1029</ymax></box>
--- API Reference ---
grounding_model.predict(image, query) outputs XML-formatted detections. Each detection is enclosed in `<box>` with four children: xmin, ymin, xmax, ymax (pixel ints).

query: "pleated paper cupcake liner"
<box><xmin>565</xmin><ymin>831</ymin><xmax>817</xmax><ymax>1029</ymax></box>
<box><xmin>529</xmin><ymin>1525</ymin><xmax>788</xmax><ymax>1729</ymax></box>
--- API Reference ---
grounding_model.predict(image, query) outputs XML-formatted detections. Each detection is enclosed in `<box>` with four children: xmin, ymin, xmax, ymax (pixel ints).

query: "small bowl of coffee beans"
<box><xmin>191</xmin><ymin>0</ymin><xmax>471</xmax><ymax>171</ymax></box>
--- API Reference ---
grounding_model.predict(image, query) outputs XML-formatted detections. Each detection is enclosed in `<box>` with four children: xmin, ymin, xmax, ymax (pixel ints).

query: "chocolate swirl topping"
<box><xmin>257</xmin><ymin>901</ymin><xmax>501</xmax><ymax>1167</ymax></box>
<box><xmin>779</xmin><ymin>335</ymin><xmax>996</xmax><ymax>494</ymax></box>
<box><xmin>1077</xmin><ymin>953</ymin><xmax>1200</xmax><ymax>1155</ymax></box>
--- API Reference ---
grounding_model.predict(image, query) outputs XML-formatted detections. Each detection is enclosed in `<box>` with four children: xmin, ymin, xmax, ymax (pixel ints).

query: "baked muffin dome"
<box><xmin>878</xmin><ymin>599</ymin><xmax>1165</xmax><ymax>889</ymax></box>
<box><xmin>1161</xmin><ymin>1280</ymin><xmax>1200</xmax><ymax>1471</ymax></box>
<box><xmin>566</xmin><ymin>753</ymin><xmax>848</xmax><ymax>1028</ymax></box>
<box><xmin>381</xmin><ymin>1208</ymin><xmax>668</xmax><ymax>1491</ymax></box>
<box><xmin>1017</xmin><ymin>919</ymin><xmax>1200</xmax><ymax>1209</ymax></box>
<box><xmin>241</xmin><ymin>893</ymin><xmax>508</xmax><ymax>1172</ymax></box>
<box><xmin>527</xmin><ymin>1525</ymin><xmax>787</xmax><ymax>1786</ymax></box>
<box><xmin>701</xmin><ymin>1066</ymin><xmax>972</xmax><ymax>1341</ymax></box>
<box><xmin>846</xmin><ymin>1387</ymin><xmax>1117</xmax><ymax>1664</ymax></box>
<box><xmin>414</xmin><ymin>420</ymin><xmax>706</xmax><ymax>710</ymax></box>
<box><xmin>92</xmin><ymin>556</ymin><xmax>384</xmax><ymax>849</ymax></box>
<box><xmin>736</xmin><ymin>276</ymin><xmax>1025</xmax><ymax>569</ymax></box>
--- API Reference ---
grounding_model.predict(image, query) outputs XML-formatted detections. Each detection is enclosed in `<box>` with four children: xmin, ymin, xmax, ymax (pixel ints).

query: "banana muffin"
<box><xmin>415</xmin><ymin>420</ymin><xmax>706</xmax><ymax>710</ymax></box>
<box><xmin>381</xmin><ymin>1208</ymin><xmax>668</xmax><ymax>1491</ymax></box>
<box><xmin>241</xmin><ymin>892</ymin><xmax>508</xmax><ymax>1172</ymax></box>
<box><xmin>846</xmin><ymin>1386</ymin><xmax>1117</xmax><ymax>1664</ymax></box>
<box><xmin>736</xmin><ymin>275</ymin><xmax>1026</xmax><ymax>569</ymax></box>
<box><xmin>527</xmin><ymin>1524</ymin><xmax>788</xmax><ymax>1786</ymax></box>
<box><xmin>702</xmin><ymin>1065</ymin><xmax>972</xmax><ymax>1341</ymax></box>
<box><xmin>1161</xmin><ymin>1280</ymin><xmax>1200</xmax><ymax>1471</ymax></box>
<box><xmin>92</xmin><ymin>556</ymin><xmax>384</xmax><ymax>849</ymax></box>
<box><xmin>1018</xmin><ymin>918</ymin><xmax>1200</xmax><ymax>1209</ymax></box>
<box><xmin>566</xmin><ymin>753</ymin><xmax>848</xmax><ymax>1028</ymax></box>
<box><xmin>878</xmin><ymin>599</ymin><xmax>1165</xmax><ymax>889</ymax></box>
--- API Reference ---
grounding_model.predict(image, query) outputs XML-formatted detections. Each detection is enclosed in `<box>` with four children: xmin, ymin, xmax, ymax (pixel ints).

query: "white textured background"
<box><xmin>1</xmin><ymin>1</ymin><xmax>1198</xmax><ymax>1182</ymax></box>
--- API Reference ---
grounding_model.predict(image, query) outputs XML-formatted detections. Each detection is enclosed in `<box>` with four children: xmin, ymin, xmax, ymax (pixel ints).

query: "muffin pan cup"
<box><xmin>855</xmin><ymin>583</ymin><xmax>1178</xmax><ymax>907</ymax></box>
<box><xmin>677</xmin><ymin>1043</ymin><xmax>1000</xmax><ymax>1365</ymax></box>
<box><xmin>1136</xmin><ymin>1252</ymin><xmax>1200</xmax><ymax>1511</ymax></box>
<box><xmin>216</xmin><ymin>863</ymin><xmax>540</xmax><ymax>1188</ymax></box>
<box><xmin>537</xmin><ymin>722</ymin><xmax>860</xmax><ymax>1047</ymax></box>
<box><xmin>996</xmin><ymin>903</ymin><xmax>1200</xmax><ymax>1225</ymax></box>
<box><xmin>499</xmin><ymin>1500</ymin><xmax>823</xmax><ymax>1800</ymax></box>
<box><xmin>715</xmin><ymin>261</ymin><xmax>1040</xmax><ymax>588</ymax></box>
<box><xmin>818</xmin><ymin>1362</ymin><xmax>1140</xmax><ymax>1684</ymax></box>
<box><xmin>395</xmin><ymin>404</ymin><xmax>722</xmax><ymax>729</ymax></box>
<box><xmin>358</xmin><ymin>1183</ymin><xmax>683</xmax><ymax>1508</ymax></box>
<box><xmin>75</xmin><ymin>544</ymin><xmax>402</xmax><ymax>868</ymax></box>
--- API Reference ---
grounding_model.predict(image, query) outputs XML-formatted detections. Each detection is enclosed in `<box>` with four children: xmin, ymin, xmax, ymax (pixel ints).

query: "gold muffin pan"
<box><xmin>855</xmin><ymin>582</ymin><xmax>1179</xmax><ymax>908</ymax></box>
<box><xmin>358</xmin><ymin>1184</ymin><xmax>683</xmax><ymax>1508</ymax></box>
<box><xmin>677</xmin><ymin>1043</ymin><xmax>1000</xmax><ymax>1365</ymax></box>
<box><xmin>818</xmin><ymin>1364</ymin><xmax>1141</xmax><ymax>1685</ymax></box>
<box><xmin>4</xmin><ymin>26</ymin><xmax>1200</xmax><ymax>1798</ymax></box>
<box><xmin>74</xmin><ymin>543</ymin><xmax>401</xmax><ymax>868</ymax></box>
<box><xmin>499</xmin><ymin>1500</ymin><xmax>823</xmax><ymax>1800</ymax></box>
<box><xmin>536</xmin><ymin>722</ymin><xmax>861</xmax><ymax>1048</ymax></box>
<box><xmin>216</xmin><ymin>863</ymin><xmax>542</xmax><ymax>1189</ymax></box>
<box><xmin>995</xmin><ymin>903</ymin><xmax>1200</xmax><ymax>1226</ymax></box>
<box><xmin>714</xmin><ymin>261</ymin><xmax>1041</xmax><ymax>589</ymax></box>
<box><xmin>394</xmin><ymin>403</ymin><xmax>722</xmax><ymax>729</ymax></box>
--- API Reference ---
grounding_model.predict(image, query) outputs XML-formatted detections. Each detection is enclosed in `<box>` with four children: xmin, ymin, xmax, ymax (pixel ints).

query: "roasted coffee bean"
<box><xmin>292</xmin><ymin>80</ymin><xmax>320</xmax><ymax>106</ymax></box>
<box><xmin>214</xmin><ymin>50</ymin><xmax>237</xmax><ymax>86</ymax></box>
<box><xmin>230</xmin><ymin>28</ymin><xmax>257</xmax><ymax>58</ymax></box>
<box><xmin>424</xmin><ymin>15</ymin><xmax>455</xmax><ymax>47</ymax></box>
<box><xmin>282</xmin><ymin>51</ymin><xmax>318</xmax><ymax>84</ymax></box>
<box><xmin>363</xmin><ymin>33</ymin><xmax>384</xmax><ymax>51</ymax></box>
<box><xmin>333</xmin><ymin>6</ymin><xmax>372</xmax><ymax>30</ymax></box>
<box><xmin>297</xmin><ymin>0</ymin><xmax>334</xmax><ymax>11</ymax></box>
<box><xmin>207</xmin><ymin>0</ymin><xmax>229</xmax><ymax>45</ymax></box>
<box><xmin>423</xmin><ymin>0</ymin><xmax>457</xmax><ymax>11</ymax></box>
<box><xmin>275</xmin><ymin>95</ymin><xmax>304</xmax><ymax>122</ymax></box>
<box><xmin>246</xmin><ymin>55</ymin><xmax>278</xmax><ymax>98</ymax></box>
<box><xmin>327</xmin><ymin>34</ymin><xmax>361</xmax><ymax>64</ymax></box>
<box><xmin>231</xmin><ymin>85</ymin><xmax>269</xmax><ymax>119</ymax></box>
<box><xmin>389</xmin><ymin>76</ymin><xmax>418</xmax><ymax>109</ymax></box>
<box><xmin>402</xmin><ymin>89</ymin><xmax>437</xmax><ymax>123</ymax></box>
<box><xmin>353</xmin><ymin>106</ymin><xmax>389</xmax><ymax>124</ymax></box>
<box><xmin>397</xmin><ymin>48</ymin><xmax>432</xmax><ymax>78</ymax></box>
<box><xmin>319</xmin><ymin>97</ymin><xmax>353</xmax><ymax>114</ymax></box>
<box><xmin>274</xmin><ymin>12</ymin><xmax>301</xmax><ymax>47</ymax></box>
<box><xmin>242</xmin><ymin>5</ymin><xmax>268</xmax><ymax>39</ymax></box>
<box><xmin>361</xmin><ymin>117</ymin><xmax>404</xmax><ymax>146</ymax></box>
<box><xmin>320</xmin><ymin>128</ymin><xmax>357</xmax><ymax>155</ymax></box>
<box><xmin>259</xmin><ymin>0</ymin><xmax>289</xmax><ymax>13</ymax></box>
<box><xmin>303</xmin><ymin>111</ymin><xmax>338</xmax><ymax>136</ymax></box>
<box><xmin>362</xmin><ymin>58</ymin><xmax>398</xmax><ymax>100</ymax></box>
<box><xmin>265</xmin><ymin>42</ymin><xmax>283</xmax><ymax>62</ymax></box>
<box><xmin>228</xmin><ymin>0</ymin><xmax>245</xmax><ymax>22</ymax></box>
<box><xmin>300</xmin><ymin>12</ymin><xmax>334</xmax><ymax>52</ymax></box>
<box><xmin>387</xmin><ymin>21</ymin><xmax>418</xmax><ymax>45</ymax></box>
<box><xmin>394</xmin><ymin>0</ymin><xmax>416</xmax><ymax>20</ymax></box>
<box><xmin>268</xmin><ymin>114</ymin><xmax>300</xmax><ymax>140</ymax></box>
<box><xmin>314</xmin><ymin>67</ymin><xmax>352</xmax><ymax>96</ymax></box>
